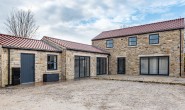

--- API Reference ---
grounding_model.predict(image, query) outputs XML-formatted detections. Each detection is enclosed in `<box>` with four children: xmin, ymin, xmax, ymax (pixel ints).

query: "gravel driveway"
<box><xmin>0</xmin><ymin>79</ymin><xmax>185</xmax><ymax>110</ymax></box>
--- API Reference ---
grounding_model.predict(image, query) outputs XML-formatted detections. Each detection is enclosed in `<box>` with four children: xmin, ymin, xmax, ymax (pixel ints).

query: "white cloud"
<box><xmin>0</xmin><ymin>0</ymin><xmax>185</xmax><ymax>44</ymax></box>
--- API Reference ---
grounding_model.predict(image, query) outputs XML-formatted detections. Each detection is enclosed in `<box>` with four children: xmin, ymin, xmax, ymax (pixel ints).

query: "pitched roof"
<box><xmin>92</xmin><ymin>18</ymin><xmax>184</xmax><ymax>40</ymax></box>
<box><xmin>0</xmin><ymin>34</ymin><xmax>61</xmax><ymax>52</ymax></box>
<box><xmin>42</xmin><ymin>36</ymin><xmax>109</xmax><ymax>54</ymax></box>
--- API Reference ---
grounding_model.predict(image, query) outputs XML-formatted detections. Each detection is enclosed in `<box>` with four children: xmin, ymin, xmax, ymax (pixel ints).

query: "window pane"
<box><xmin>80</xmin><ymin>57</ymin><xmax>85</xmax><ymax>77</ymax></box>
<box><xmin>103</xmin><ymin>58</ymin><xmax>106</xmax><ymax>74</ymax></box>
<box><xmin>150</xmin><ymin>39</ymin><xmax>158</xmax><ymax>44</ymax></box>
<box><xmin>54</xmin><ymin>63</ymin><xmax>57</xmax><ymax>69</ymax></box>
<box><xmin>149</xmin><ymin>57</ymin><xmax>158</xmax><ymax>74</ymax></box>
<box><xmin>48</xmin><ymin>64</ymin><xmax>54</xmax><ymax>70</ymax></box>
<box><xmin>106</xmin><ymin>40</ymin><xmax>113</xmax><ymax>48</ymax></box>
<box><xmin>129</xmin><ymin>41</ymin><xmax>136</xmax><ymax>46</ymax></box>
<box><xmin>50</xmin><ymin>56</ymin><xmax>54</xmax><ymax>62</ymax></box>
<box><xmin>54</xmin><ymin>56</ymin><xmax>57</xmax><ymax>62</ymax></box>
<box><xmin>97</xmin><ymin>58</ymin><xmax>100</xmax><ymax>75</ymax></box>
<box><xmin>75</xmin><ymin>56</ymin><xmax>80</xmax><ymax>78</ymax></box>
<box><xmin>47</xmin><ymin>55</ymin><xmax>57</xmax><ymax>70</ymax></box>
<box><xmin>141</xmin><ymin>58</ymin><xmax>148</xmax><ymax>74</ymax></box>
<box><xmin>150</xmin><ymin>34</ymin><xmax>159</xmax><ymax>44</ymax></box>
<box><xmin>150</xmin><ymin>35</ymin><xmax>159</xmax><ymax>39</ymax></box>
<box><xmin>86</xmin><ymin>57</ymin><xmax>90</xmax><ymax>76</ymax></box>
<box><xmin>107</xmin><ymin>43</ymin><xmax>113</xmax><ymax>47</ymax></box>
<box><xmin>129</xmin><ymin>37</ymin><xmax>136</xmax><ymax>42</ymax></box>
<box><xmin>159</xmin><ymin>57</ymin><xmax>168</xmax><ymax>75</ymax></box>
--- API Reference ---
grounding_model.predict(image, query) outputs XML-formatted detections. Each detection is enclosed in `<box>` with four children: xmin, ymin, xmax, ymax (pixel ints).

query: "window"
<box><xmin>106</xmin><ymin>39</ymin><xmax>113</xmax><ymax>48</ymax></box>
<box><xmin>47</xmin><ymin>55</ymin><xmax>57</xmax><ymax>70</ymax></box>
<box><xmin>128</xmin><ymin>37</ymin><xmax>137</xmax><ymax>46</ymax></box>
<box><xmin>149</xmin><ymin>34</ymin><xmax>159</xmax><ymax>44</ymax></box>
<box><xmin>140</xmin><ymin>56</ymin><xmax>169</xmax><ymax>75</ymax></box>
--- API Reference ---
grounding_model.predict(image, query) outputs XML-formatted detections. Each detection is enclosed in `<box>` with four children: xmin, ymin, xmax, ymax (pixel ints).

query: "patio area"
<box><xmin>93</xmin><ymin>75</ymin><xmax>185</xmax><ymax>86</ymax></box>
<box><xmin>1</xmin><ymin>79</ymin><xmax>185</xmax><ymax>110</ymax></box>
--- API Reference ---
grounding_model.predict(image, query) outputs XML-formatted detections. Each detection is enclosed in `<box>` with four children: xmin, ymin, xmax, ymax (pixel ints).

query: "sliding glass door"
<box><xmin>75</xmin><ymin>56</ymin><xmax>90</xmax><ymax>78</ymax></box>
<box><xmin>140</xmin><ymin>56</ymin><xmax>169</xmax><ymax>75</ymax></box>
<box><xmin>97</xmin><ymin>57</ymin><xmax>107</xmax><ymax>75</ymax></box>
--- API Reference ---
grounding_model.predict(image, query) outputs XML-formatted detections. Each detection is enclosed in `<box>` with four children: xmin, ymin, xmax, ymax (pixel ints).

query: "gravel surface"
<box><xmin>0</xmin><ymin>79</ymin><xmax>185</xmax><ymax>110</ymax></box>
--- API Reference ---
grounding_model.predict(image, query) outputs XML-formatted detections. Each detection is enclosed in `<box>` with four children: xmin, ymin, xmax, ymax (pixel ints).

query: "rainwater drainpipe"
<box><xmin>8</xmin><ymin>48</ymin><xmax>11</xmax><ymax>85</ymax></box>
<box><xmin>107</xmin><ymin>54</ymin><xmax>110</xmax><ymax>75</ymax></box>
<box><xmin>179</xmin><ymin>29</ymin><xmax>182</xmax><ymax>77</ymax></box>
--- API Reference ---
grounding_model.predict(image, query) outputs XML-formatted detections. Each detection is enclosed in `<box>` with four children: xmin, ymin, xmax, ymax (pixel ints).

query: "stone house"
<box><xmin>0</xmin><ymin>34</ymin><xmax>62</xmax><ymax>87</ymax></box>
<box><xmin>42</xmin><ymin>36</ymin><xmax>109</xmax><ymax>80</ymax></box>
<box><xmin>92</xmin><ymin>18</ymin><xmax>185</xmax><ymax>77</ymax></box>
<box><xmin>0</xmin><ymin>18</ymin><xmax>184</xmax><ymax>87</ymax></box>
<box><xmin>0</xmin><ymin>34</ymin><xmax>108</xmax><ymax>87</ymax></box>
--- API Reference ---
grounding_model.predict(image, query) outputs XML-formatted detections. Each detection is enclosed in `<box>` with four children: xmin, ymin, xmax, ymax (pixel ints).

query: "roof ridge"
<box><xmin>43</xmin><ymin>36</ymin><xmax>93</xmax><ymax>46</ymax></box>
<box><xmin>0</xmin><ymin>33</ymin><xmax>41</xmax><ymax>41</ymax></box>
<box><xmin>102</xmin><ymin>18</ymin><xmax>184</xmax><ymax>33</ymax></box>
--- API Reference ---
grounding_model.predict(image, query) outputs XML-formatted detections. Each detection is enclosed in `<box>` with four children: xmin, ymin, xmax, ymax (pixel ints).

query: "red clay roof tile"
<box><xmin>92</xmin><ymin>18</ymin><xmax>184</xmax><ymax>40</ymax></box>
<box><xmin>42</xmin><ymin>36</ymin><xmax>109</xmax><ymax>54</ymax></box>
<box><xmin>0</xmin><ymin>34</ymin><xmax>60</xmax><ymax>52</ymax></box>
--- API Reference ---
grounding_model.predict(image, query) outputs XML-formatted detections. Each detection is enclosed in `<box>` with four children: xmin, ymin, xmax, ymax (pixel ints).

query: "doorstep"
<box><xmin>93</xmin><ymin>75</ymin><xmax>185</xmax><ymax>86</ymax></box>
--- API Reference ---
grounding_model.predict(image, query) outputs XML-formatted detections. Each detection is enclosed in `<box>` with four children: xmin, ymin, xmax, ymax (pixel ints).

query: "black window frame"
<box><xmin>97</xmin><ymin>57</ymin><xmax>107</xmax><ymax>75</ymax></box>
<box><xmin>106</xmin><ymin>39</ymin><xmax>113</xmax><ymax>48</ymax></box>
<box><xmin>47</xmin><ymin>55</ymin><xmax>58</xmax><ymax>70</ymax></box>
<box><xmin>128</xmin><ymin>36</ymin><xmax>137</xmax><ymax>46</ymax></box>
<box><xmin>140</xmin><ymin>56</ymin><xmax>169</xmax><ymax>76</ymax></box>
<box><xmin>149</xmin><ymin>34</ymin><xmax>159</xmax><ymax>44</ymax></box>
<box><xmin>74</xmin><ymin>56</ymin><xmax>90</xmax><ymax>78</ymax></box>
<box><xmin>117</xmin><ymin>57</ymin><xmax>126</xmax><ymax>74</ymax></box>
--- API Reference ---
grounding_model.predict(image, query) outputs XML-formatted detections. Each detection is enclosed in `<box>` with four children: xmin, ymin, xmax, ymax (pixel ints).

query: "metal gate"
<box><xmin>21</xmin><ymin>53</ymin><xmax>35</xmax><ymax>83</ymax></box>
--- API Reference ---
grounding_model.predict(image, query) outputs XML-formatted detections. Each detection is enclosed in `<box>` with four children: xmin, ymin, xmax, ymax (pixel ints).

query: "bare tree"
<box><xmin>5</xmin><ymin>9</ymin><xmax>39</xmax><ymax>38</ymax></box>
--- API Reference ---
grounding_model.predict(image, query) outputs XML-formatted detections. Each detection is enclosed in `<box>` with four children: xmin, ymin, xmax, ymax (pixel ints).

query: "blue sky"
<box><xmin>0</xmin><ymin>0</ymin><xmax>185</xmax><ymax>44</ymax></box>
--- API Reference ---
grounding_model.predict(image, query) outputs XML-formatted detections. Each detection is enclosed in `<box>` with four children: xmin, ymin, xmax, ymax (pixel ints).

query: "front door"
<box><xmin>117</xmin><ymin>57</ymin><xmax>125</xmax><ymax>74</ymax></box>
<box><xmin>21</xmin><ymin>53</ymin><xmax>35</xmax><ymax>83</ymax></box>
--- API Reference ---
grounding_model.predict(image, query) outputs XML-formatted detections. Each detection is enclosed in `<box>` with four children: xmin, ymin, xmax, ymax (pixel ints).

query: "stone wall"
<box><xmin>65</xmin><ymin>50</ymin><xmax>108</xmax><ymax>79</ymax></box>
<box><xmin>61</xmin><ymin>50</ymin><xmax>66</xmax><ymax>80</ymax></box>
<box><xmin>0</xmin><ymin>48</ymin><xmax>62</xmax><ymax>87</ymax></box>
<box><xmin>92</xmin><ymin>29</ymin><xmax>184</xmax><ymax>77</ymax></box>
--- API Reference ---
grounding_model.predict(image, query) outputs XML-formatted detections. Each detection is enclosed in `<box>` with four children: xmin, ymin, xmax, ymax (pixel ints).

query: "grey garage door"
<box><xmin>21</xmin><ymin>53</ymin><xmax>35</xmax><ymax>83</ymax></box>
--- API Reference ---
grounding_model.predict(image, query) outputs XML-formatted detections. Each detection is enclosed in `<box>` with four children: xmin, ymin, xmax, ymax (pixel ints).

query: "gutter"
<box><xmin>179</xmin><ymin>29</ymin><xmax>182</xmax><ymax>77</ymax></box>
<box><xmin>66</xmin><ymin>48</ymin><xmax>110</xmax><ymax>55</ymax></box>
<box><xmin>2</xmin><ymin>46</ymin><xmax>62</xmax><ymax>53</ymax></box>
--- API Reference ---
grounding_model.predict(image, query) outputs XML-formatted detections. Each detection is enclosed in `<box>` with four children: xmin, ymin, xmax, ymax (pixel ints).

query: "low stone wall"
<box><xmin>65</xmin><ymin>50</ymin><xmax>108</xmax><ymax>79</ymax></box>
<box><xmin>1</xmin><ymin>48</ymin><xmax>62</xmax><ymax>87</ymax></box>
